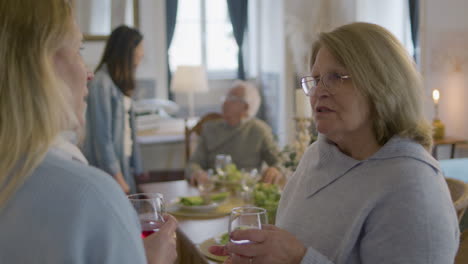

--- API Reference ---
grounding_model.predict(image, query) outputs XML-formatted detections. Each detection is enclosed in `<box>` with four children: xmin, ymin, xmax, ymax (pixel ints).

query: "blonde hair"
<box><xmin>232</xmin><ymin>80</ymin><xmax>261</xmax><ymax>118</ymax></box>
<box><xmin>0</xmin><ymin>0</ymin><xmax>76</xmax><ymax>206</ymax></box>
<box><xmin>309</xmin><ymin>22</ymin><xmax>432</xmax><ymax>150</ymax></box>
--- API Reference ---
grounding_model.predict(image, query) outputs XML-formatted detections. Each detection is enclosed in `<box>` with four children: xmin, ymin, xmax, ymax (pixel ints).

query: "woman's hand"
<box><xmin>208</xmin><ymin>246</ymin><xmax>232</xmax><ymax>264</ymax></box>
<box><xmin>190</xmin><ymin>170</ymin><xmax>209</xmax><ymax>186</ymax></box>
<box><xmin>143</xmin><ymin>214</ymin><xmax>178</xmax><ymax>264</ymax></box>
<box><xmin>261</xmin><ymin>167</ymin><xmax>283</xmax><ymax>185</ymax></box>
<box><xmin>215</xmin><ymin>225</ymin><xmax>306</xmax><ymax>264</ymax></box>
<box><xmin>114</xmin><ymin>172</ymin><xmax>130</xmax><ymax>193</ymax></box>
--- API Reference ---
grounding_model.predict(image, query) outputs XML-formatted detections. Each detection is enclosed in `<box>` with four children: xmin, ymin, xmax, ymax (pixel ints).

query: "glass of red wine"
<box><xmin>128</xmin><ymin>193</ymin><xmax>165</xmax><ymax>238</ymax></box>
<box><xmin>228</xmin><ymin>206</ymin><xmax>268</xmax><ymax>245</ymax></box>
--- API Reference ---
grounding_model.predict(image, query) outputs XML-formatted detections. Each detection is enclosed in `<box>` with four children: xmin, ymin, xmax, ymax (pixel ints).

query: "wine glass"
<box><xmin>215</xmin><ymin>154</ymin><xmax>232</xmax><ymax>178</ymax></box>
<box><xmin>228</xmin><ymin>206</ymin><xmax>268</xmax><ymax>244</ymax></box>
<box><xmin>198</xmin><ymin>169</ymin><xmax>215</xmax><ymax>203</ymax></box>
<box><xmin>241</xmin><ymin>169</ymin><xmax>260</xmax><ymax>204</ymax></box>
<box><xmin>128</xmin><ymin>193</ymin><xmax>165</xmax><ymax>238</ymax></box>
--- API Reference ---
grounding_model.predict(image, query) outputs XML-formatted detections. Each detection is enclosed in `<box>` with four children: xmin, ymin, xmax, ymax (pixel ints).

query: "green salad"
<box><xmin>217</xmin><ymin>164</ymin><xmax>243</xmax><ymax>182</ymax></box>
<box><xmin>218</xmin><ymin>232</ymin><xmax>230</xmax><ymax>245</ymax></box>
<box><xmin>217</xmin><ymin>226</ymin><xmax>251</xmax><ymax>245</ymax></box>
<box><xmin>179</xmin><ymin>192</ymin><xmax>228</xmax><ymax>206</ymax></box>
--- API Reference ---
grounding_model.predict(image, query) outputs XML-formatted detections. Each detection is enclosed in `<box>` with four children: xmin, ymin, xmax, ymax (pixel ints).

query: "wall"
<box><xmin>256</xmin><ymin>0</ymin><xmax>292</xmax><ymax>146</ymax></box>
<box><xmin>173</xmin><ymin>79</ymin><xmax>234</xmax><ymax>117</ymax></box>
<box><xmin>355</xmin><ymin>0</ymin><xmax>412</xmax><ymax>53</ymax></box>
<box><xmin>81</xmin><ymin>0</ymin><xmax>167</xmax><ymax>98</ymax></box>
<box><xmin>78</xmin><ymin>1</ymin><xmax>468</xmax><ymax>160</ymax></box>
<box><xmin>421</xmin><ymin>0</ymin><xmax>468</xmax><ymax>159</ymax></box>
<box><xmin>80</xmin><ymin>1</ymin><xmax>272</xmax><ymax>122</ymax></box>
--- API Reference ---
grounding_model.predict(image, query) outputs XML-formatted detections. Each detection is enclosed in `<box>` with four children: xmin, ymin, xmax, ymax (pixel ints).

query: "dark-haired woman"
<box><xmin>83</xmin><ymin>25</ymin><xmax>144</xmax><ymax>194</ymax></box>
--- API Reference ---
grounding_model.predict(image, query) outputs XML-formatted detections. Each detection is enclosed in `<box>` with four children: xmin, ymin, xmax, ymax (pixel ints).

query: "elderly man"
<box><xmin>186</xmin><ymin>81</ymin><xmax>282</xmax><ymax>185</ymax></box>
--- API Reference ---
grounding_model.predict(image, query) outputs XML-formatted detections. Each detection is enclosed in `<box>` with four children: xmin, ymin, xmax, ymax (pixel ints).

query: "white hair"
<box><xmin>232</xmin><ymin>80</ymin><xmax>261</xmax><ymax>118</ymax></box>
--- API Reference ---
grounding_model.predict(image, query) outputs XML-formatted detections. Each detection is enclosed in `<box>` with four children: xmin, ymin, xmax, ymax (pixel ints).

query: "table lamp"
<box><xmin>171</xmin><ymin>65</ymin><xmax>209</xmax><ymax>117</ymax></box>
<box><xmin>432</xmin><ymin>89</ymin><xmax>445</xmax><ymax>140</ymax></box>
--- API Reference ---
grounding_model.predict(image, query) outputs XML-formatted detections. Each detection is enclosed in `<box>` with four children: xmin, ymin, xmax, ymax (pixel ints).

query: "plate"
<box><xmin>213</xmin><ymin>232</ymin><xmax>229</xmax><ymax>245</ymax></box>
<box><xmin>167</xmin><ymin>197</ymin><xmax>244</xmax><ymax>218</ymax></box>
<box><xmin>170</xmin><ymin>197</ymin><xmax>221</xmax><ymax>213</ymax></box>
<box><xmin>178</xmin><ymin>202</ymin><xmax>220</xmax><ymax>212</ymax></box>
<box><xmin>199</xmin><ymin>238</ymin><xmax>229</xmax><ymax>262</ymax></box>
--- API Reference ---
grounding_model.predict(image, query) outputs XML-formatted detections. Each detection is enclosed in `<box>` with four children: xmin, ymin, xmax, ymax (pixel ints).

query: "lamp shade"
<box><xmin>170</xmin><ymin>65</ymin><xmax>209</xmax><ymax>93</ymax></box>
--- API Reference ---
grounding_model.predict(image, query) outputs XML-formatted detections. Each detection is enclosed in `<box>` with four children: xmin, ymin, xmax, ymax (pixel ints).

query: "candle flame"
<box><xmin>432</xmin><ymin>89</ymin><xmax>440</xmax><ymax>104</ymax></box>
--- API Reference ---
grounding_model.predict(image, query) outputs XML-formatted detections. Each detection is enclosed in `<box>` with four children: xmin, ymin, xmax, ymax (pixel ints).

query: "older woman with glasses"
<box><xmin>186</xmin><ymin>80</ymin><xmax>282</xmax><ymax>186</ymax></box>
<box><xmin>210</xmin><ymin>22</ymin><xmax>459</xmax><ymax>264</ymax></box>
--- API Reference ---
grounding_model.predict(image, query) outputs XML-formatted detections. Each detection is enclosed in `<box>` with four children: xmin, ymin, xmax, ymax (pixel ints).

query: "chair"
<box><xmin>440</xmin><ymin>158</ymin><xmax>468</xmax><ymax>183</ymax></box>
<box><xmin>446</xmin><ymin>178</ymin><xmax>468</xmax><ymax>222</ymax></box>
<box><xmin>456</xmin><ymin>230</ymin><xmax>468</xmax><ymax>264</ymax></box>
<box><xmin>184</xmin><ymin>112</ymin><xmax>223</xmax><ymax>163</ymax></box>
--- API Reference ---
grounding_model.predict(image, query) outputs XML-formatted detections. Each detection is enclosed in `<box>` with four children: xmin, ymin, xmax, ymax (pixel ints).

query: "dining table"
<box><xmin>140</xmin><ymin>180</ymin><xmax>238</xmax><ymax>264</ymax></box>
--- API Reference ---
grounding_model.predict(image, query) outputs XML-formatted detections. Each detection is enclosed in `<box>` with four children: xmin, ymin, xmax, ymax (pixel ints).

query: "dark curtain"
<box><xmin>166</xmin><ymin>0</ymin><xmax>178</xmax><ymax>100</ymax></box>
<box><xmin>227</xmin><ymin>0</ymin><xmax>248</xmax><ymax>80</ymax></box>
<box><xmin>409</xmin><ymin>0</ymin><xmax>419</xmax><ymax>61</ymax></box>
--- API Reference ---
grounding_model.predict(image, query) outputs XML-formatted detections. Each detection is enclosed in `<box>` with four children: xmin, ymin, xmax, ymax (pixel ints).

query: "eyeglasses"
<box><xmin>221</xmin><ymin>95</ymin><xmax>247</xmax><ymax>103</ymax></box>
<box><xmin>301</xmin><ymin>73</ymin><xmax>351</xmax><ymax>96</ymax></box>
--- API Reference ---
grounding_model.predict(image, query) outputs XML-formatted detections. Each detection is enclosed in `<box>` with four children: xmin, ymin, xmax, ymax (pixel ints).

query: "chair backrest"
<box><xmin>184</xmin><ymin>112</ymin><xmax>223</xmax><ymax>163</ymax></box>
<box><xmin>446</xmin><ymin>177</ymin><xmax>468</xmax><ymax>222</ymax></box>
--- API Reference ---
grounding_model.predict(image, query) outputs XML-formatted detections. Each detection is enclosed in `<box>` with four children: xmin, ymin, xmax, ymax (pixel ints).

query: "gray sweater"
<box><xmin>0</xmin><ymin>149</ymin><xmax>146</xmax><ymax>263</ymax></box>
<box><xmin>188</xmin><ymin>118</ymin><xmax>280</xmax><ymax>175</ymax></box>
<box><xmin>277</xmin><ymin>136</ymin><xmax>459</xmax><ymax>264</ymax></box>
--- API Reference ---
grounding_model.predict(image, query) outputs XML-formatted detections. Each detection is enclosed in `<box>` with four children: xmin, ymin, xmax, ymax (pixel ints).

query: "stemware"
<box><xmin>128</xmin><ymin>193</ymin><xmax>165</xmax><ymax>238</ymax></box>
<box><xmin>214</xmin><ymin>154</ymin><xmax>232</xmax><ymax>178</ymax></box>
<box><xmin>228</xmin><ymin>206</ymin><xmax>268</xmax><ymax>244</ymax></box>
<box><xmin>241</xmin><ymin>169</ymin><xmax>260</xmax><ymax>204</ymax></box>
<box><xmin>198</xmin><ymin>169</ymin><xmax>215</xmax><ymax>203</ymax></box>
<box><xmin>241</xmin><ymin>168</ymin><xmax>260</xmax><ymax>191</ymax></box>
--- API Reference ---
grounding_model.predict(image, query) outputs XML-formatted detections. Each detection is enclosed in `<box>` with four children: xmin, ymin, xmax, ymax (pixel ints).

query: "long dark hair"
<box><xmin>96</xmin><ymin>25</ymin><xmax>143</xmax><ymax>96</ymax></box>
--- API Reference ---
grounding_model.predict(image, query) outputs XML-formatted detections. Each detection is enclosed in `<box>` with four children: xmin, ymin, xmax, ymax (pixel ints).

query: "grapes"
<box><xmin>253</xmin><ymin>183</ymin><xmax>281</xmax><ymax>224</ymax></box>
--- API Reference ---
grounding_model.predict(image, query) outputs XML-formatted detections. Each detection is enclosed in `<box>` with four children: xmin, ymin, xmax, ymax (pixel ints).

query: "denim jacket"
<box><xmin>82</xmin><ymin>65</ymin><xmax>142</xmax><ymax>193</ymax></box>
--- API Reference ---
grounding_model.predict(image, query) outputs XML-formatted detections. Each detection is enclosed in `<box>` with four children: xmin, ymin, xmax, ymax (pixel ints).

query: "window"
<box><xmin>169</xmin><ymin>0</ymin><xmax>239</xmax><ymax>78</ymax></box>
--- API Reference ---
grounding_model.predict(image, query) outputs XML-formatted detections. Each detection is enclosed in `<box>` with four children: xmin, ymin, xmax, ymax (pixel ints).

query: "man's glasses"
<box><xmin>221</xmin><ymin>95</ymin><xmax>247</xmax><ymax>103</ymax></box>
<box><xmin>301</xmin><ymin>73</ymin><xmax>351</xmax><ymax>96</ymax></box>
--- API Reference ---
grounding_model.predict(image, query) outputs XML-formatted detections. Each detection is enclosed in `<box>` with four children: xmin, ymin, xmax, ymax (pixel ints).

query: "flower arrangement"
<box><xmin>281</xmin><ymin>118</ymin><xmax>317</xmax><ymax>172</ymax></box>
<box><xmin>281</xmin><ymin>145</ymin><xmax>301</xmax><ymax>171</ymax></box>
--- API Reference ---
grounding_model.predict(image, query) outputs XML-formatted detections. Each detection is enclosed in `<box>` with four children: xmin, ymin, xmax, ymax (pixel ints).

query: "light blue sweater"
<box><xmin>0</xmin><ymin>149</ymin><xmax>146</xmax><ymax>263</ymax></box>
<box><xmin>83</xmin><ymin>65</ymin><xmax>142</xmax><ymax>194</ymax></box>
<box><xmin>277</xmin><ymin>136</ymin><xmax>460</xmax><ymax>264</ymax></box>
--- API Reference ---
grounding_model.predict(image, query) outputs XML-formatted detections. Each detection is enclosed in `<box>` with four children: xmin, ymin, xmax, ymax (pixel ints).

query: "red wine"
<box><xmin>140</xmin><ymin>220</ymin><xmax>162</xmax><ymax>238</ymax></box>
<box><xmin>141</xmin><ymin>230</ymin><xmax>158</xmax><ymax>238</ymax></box>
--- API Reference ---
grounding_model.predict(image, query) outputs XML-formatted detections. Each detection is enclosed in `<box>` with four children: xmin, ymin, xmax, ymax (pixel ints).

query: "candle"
<box><xmin>295</xmin><ymin>89</ymin><xmax>312</xmax><ymax>118</ymax></box>
<box><xmin>432</xmin><ymin>89</ymin><xmax>440</xmax><ymax>105</ymax></box>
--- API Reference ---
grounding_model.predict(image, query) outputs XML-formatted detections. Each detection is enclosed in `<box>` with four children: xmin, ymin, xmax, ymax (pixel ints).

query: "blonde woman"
<box><xmin>211</xmin><ymin>22</ymin><xmax>459</xmax><ymax>264</ymax></box>
<box><xmin>0</xmin><ymin>1</ymin><xmax>176</xmax><ymax>263</ymax></box>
